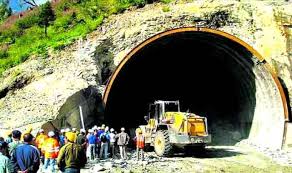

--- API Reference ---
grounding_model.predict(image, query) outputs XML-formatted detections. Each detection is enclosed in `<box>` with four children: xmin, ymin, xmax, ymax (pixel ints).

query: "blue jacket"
<box><xmin>59</xmin><ymin>135</ymin><xmax>65</xmax><ymax>146</ymax></box>
<box><xmin>87</xmin><ymin>134</ymin><xmax>96</xmax><ymax>144</ymax></box>
<box><xmin>11</xmin><ymin>143</ymin><xmax>40</xmax><ymax>173</ymax></box>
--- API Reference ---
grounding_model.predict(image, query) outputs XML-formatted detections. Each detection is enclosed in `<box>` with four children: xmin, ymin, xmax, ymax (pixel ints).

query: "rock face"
<box><xmin>0</xmin><ymin>0</ymin><xmax>291</xmax><ymax>138</ymax></box>
<box><xmin>0</xmin><ymin>39</ymin><xmax>100</xmax><ymax>132</ymax></box>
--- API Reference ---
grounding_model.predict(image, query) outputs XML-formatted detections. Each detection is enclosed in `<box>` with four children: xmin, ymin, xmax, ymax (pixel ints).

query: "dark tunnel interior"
<box><xmin>105</xmin><ymin>31</ymin><xmax>256</xmax><ymax>146</ymax></box>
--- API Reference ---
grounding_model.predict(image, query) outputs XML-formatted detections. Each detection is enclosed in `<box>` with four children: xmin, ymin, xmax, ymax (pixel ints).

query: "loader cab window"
<box><xmin>165</xmin><ymin>102</ymin><xmax>180</xmax><ymax>112</ymax></box>
<box><xmin>148</xmin><ymin>104</ymin><xmax>160</xmax><ymax>120</ymax></box>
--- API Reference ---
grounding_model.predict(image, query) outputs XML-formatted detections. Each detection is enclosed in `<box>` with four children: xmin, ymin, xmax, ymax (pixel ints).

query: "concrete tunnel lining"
<box><xmin>103</xmin><ymin>28</ymin><xmax>288</xmax><ymax>149</ymax></box>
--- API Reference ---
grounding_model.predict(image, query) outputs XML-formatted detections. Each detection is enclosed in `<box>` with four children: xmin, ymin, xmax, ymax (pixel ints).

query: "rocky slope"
<box><xmin>0</xmin><ymin>0</ymin><xmax>291</xmax><ymax>133</ymax></box>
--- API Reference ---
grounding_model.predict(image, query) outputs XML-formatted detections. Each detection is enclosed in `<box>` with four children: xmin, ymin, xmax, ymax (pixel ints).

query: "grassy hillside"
<box><xmin>0</xmin><ymin>0</ymin><xmax>171</xmax><ymax>75</ymax></box>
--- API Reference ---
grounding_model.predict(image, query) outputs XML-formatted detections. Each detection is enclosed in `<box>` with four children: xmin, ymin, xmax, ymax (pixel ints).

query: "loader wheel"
<box><xmin>154</xmin><ymin>130</ymin><xmax>173</xmax><ymax>156</ymax></box>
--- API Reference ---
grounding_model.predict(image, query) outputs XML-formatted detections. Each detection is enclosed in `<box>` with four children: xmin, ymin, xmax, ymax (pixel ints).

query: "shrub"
<box><xmin>0</xmin><ymin>25</ymin><xmax>21</xmax><ymax>44</ymax></box>
<box><xmin>53</xmin><ymin>13</ymin><xmax>76</xmax><ymax>31</ymax></box>
<box><xmin>161</xmin><ymin>0</ymin><xmax>172</xmax><ymax>3</ymax></box>
<box><xmin>132</xmin><ymin>0</ymin><xmax>146</xmax><ymax>8</ymax></box>
<box><xmin>55</xmin><ymin>0</ymin><xmax>72</xmax><ymax>14</ymax></box>
<box><xmin>15</xmin><ymin>12</ymin><xmax>39</xmax><ymax>30</ymax></box>
<box><xmin>0</xmin><ymin>50</ymin><xmax>8</xmax><ymax>59</ymax></box>
<box><xmin>162</xmin><ymin>5</ymin><xmax>170</xmax><ymax>12</ymax></box>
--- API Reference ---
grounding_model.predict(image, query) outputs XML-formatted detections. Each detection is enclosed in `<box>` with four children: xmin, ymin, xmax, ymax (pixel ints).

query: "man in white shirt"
<box><xmin>109</xmin><ymin>128</ymin><xmax>116</xmax><ymax>158</ymax></box>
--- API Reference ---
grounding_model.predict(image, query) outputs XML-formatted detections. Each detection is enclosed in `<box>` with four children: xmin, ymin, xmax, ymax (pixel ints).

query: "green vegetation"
<box><xmin>38</xmin><ymin>2</ymin><xmax>56</xmax><ymax>36</ymax></box>
<box><xmin>162</xmin><ymin>5</ymin><xmax>170</xmax><ymax>12</ymax></box>
<box><xmin>0</xmin><ymin>0</ymin><xmax>172</xmax><ymax>75</ymax></box>
<box><xmin>0</xmin><ymin>0</ymin><xmax>11</xmax><ymax>22</ymax></box>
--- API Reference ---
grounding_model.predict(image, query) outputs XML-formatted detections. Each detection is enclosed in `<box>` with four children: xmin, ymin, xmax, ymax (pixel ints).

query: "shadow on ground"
<box><xmin>172</xmin><ymin>147</ymin><xmax>243</xmax><ymax>158</ymax></box>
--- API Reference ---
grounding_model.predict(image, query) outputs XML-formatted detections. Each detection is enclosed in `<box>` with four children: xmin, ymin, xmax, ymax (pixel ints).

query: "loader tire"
<box><xmin>154</xmin><ymin>130</ymin><xmax>173</xmax><ymax>156</ymax></box>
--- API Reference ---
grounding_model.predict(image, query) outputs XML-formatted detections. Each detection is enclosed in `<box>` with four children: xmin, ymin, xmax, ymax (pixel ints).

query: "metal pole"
<box><xmin>79</xmin><ymin>106</ymin><xmax>85</xmax><ymax>129</ymax></box>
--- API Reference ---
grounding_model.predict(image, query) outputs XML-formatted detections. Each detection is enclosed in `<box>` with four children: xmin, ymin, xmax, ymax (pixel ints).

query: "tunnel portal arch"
<box><xmin>103</xmin><ymin>27</ymin><xmax>289</xmax><ymax>149</ymax></box>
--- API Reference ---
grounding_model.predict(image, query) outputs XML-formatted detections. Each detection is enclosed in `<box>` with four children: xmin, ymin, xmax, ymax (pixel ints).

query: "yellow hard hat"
<box><xmin>65</xmin><ymin>132</ymin><xmax>76</xmax><ymax>142</ymax></box>
<box><xmin>136</xmin><ymin>128</ymin><xmax>142</xmax><ymax>134</ymax></box>
<box><xmin>26</xmin><ymin>126</ymin><xmax>33</xmax><ymax>133</ymax></box>
<box><xmin>5</xmin><ymin>131</ymin><xmax>12</xmax><ymax>136</ymax></box>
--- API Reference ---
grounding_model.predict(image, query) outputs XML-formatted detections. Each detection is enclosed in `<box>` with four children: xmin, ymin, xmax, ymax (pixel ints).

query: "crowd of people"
<box><xmin>0</xmin><ymin>124</ymin><xmax>146</xmax><ymax>173</ymax></box>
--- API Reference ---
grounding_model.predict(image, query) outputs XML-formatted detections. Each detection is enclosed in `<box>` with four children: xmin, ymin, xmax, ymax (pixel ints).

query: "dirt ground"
<box><xmin>81</xmin><ymin>146</ymin><xmax>292</xmax><ymax>173</ymax></box>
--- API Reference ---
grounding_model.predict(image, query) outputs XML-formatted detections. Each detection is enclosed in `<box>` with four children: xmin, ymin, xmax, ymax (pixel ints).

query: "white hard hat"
<box><xmin>60</xmin><ymin>129</ymin><xmax>65</xmax><ymax>133</ymax></box>
<box><xmin>48</xmin><ymin>131</ymin><xmax>55</xmax><ymax>137</ymax></box>
<box><xmin>88</xmin><ymin>129</ymin><xmax>93</xmax><ymax>133</ymax></box>
<box><xmin>65</xmin><ymin>128</ymin><xmax>71</xmax><ymax>132</ymax></box>
<box><xmin>72</xmin><ymin>128</ymin><xmax>77</xmax><ymax>131</ymax></box>
<box><xmin>80</xmin><ymin>129</ymin><xmax>86</xmax><ymax>133</ymax></box>
<box><xmin>121</xmin><ymin>127</ymin><xmax>125</xmax><ymax>131</ymax></box>
<box><xmin>39</xmin><ymin>129</ymin><xmax>44</xmax><ymax>133</ymax></box>
<box><xmin>110</xmin><ymin>128</ymin><xmax>114</xmax><ymax>132</ymax></box>
<box><xmin>97</xmin><ymin>127</ymin><xmax>101</xmax><ymax>130</ymax></box>
<box><xmin>93</xmin><ymin>125</ymin><xmax>98</xmax><ymax>130</ymax></box>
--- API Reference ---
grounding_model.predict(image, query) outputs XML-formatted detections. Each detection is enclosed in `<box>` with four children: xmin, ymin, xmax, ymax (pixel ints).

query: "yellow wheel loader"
<box><xmin>139</xmin><ymin>100</ymin><xmax>211</xmax><ymax>156</ymax></box>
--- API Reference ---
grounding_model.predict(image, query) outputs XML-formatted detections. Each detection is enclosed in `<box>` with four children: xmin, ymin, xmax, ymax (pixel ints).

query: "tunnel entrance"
<box><xmin>104</xmin><ymin>28</ymin><xmax>288</xmax><ymax>149</ymax></box>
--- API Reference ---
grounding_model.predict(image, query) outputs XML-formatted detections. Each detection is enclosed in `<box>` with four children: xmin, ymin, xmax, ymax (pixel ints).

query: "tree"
<box><xmin>38</xmin><ymin>2</ymin><xmax>55</xmax><ymax>36</ymax></box>
<box><xmin>0</xmin><ymin>0</ymin><xmax>12</xmax><ymax>21</ymax></box>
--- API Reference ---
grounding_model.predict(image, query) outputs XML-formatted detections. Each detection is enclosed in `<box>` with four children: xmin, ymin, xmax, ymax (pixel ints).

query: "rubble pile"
<box><xmin>236</xmin><ymin>139</ymin><xmax>292</xmax><ymax>166</ymax></box>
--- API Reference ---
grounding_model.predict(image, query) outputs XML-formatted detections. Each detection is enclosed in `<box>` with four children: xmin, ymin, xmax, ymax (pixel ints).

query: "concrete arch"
<box><xmin>103</xmin><ymin>27</ymin><xmax>289</xmax><ymax>149</ymax></box>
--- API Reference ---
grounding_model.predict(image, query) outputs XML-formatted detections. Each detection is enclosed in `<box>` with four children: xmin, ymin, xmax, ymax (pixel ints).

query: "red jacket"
<box><xmin>136</xmin><ymin>135</ymin><xmax>144</xmax><ymax>149</ymax></box>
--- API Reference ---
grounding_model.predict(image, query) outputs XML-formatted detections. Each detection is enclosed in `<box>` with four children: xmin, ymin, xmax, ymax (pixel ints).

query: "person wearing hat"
<box><xmin>135</xmin><ymin>128</ymin><xmax>145</xmax><ymax>161</ymax></box>
<box><xmin>99</xmin><ymin>127</ymin><xmax>110</xmax><ymax>159</ymax></box>
<box><xmin>115</xmin><ymin>127</ymin><xmax>130</xmax><ymax>160</ymax></box>
<box><xmin>77</xmin><ymin>129</ymin><xmax>87</xmax><ymax>150</ymax></box>
<box><xmin>59</xmin><ymin>129</ymin><xmax>66</xmax><ymax>147</ymax></box>
<box><xmin>109</xmin><ymin>128</ymin><xmax>117</xmax><ymax>158</ymax></box>
<box><xmin>65</xmin><ymin>128</ymin><xmax>71</xmax><ymax>133</ymax></box>
<box><xmin>57</xmin><ymin>132</ymin><xmax>87</xmax><ymax>173</ymax></box>
<box><xmin>11</xmin><ymin>133</ymin><xmax>40</xmax><ymax>173</ymax></box>
<box><xmin>35</xmin><ymin>129</ymin><xmax>48</xmax><ymax>163</ymax></box>
<box><xmin>21</xmin><ymin>126</ymin><xmax>33</xmax><ymax>141</ymax></box>
<box><xmin>87</xmin><ymin>129</ymin><xmax>96</xmax><ymax>161</ymax></box>
<box><xmin>96</xmin><ymin>126</ymin><xmax>103</xmax><ymax>158</ymax></box>
<box><xmin>0</xmin><ymin>141</ymin><xmax>13</xmax><ymax>173</ymax></box>
<box><xmin>8</xmin><ymin>130</ymin><xmax>22</xmax><ymax>157</ymax></box>
<box><xmin>5</xmin><ymin>131</ymin><xmax>13</xmax><ymax>144</ymax></box>
<box><xmin>42</xmin><ymin>131</ymin><xmax>59</xmax><ymax>173</ymax></box>
<box><xmin>72</xmin><ymin>128</ymin><xmax>77</xmax><ymax>133</ymax></box>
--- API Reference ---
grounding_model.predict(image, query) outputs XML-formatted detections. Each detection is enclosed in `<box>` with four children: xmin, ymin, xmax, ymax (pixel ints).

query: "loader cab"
<box><xmin>147</xmin><ymin>100</ymin><xmax>181</xmax><ymax>123</ymax></box>
<box><xmin>148</xmin><ymin>103</ymin><xmax>161</xmax><ymax>123</ymax></box>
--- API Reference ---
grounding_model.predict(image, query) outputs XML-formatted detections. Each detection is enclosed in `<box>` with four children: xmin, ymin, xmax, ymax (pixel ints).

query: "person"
<box><xmin>8</xmin><ymin>130</ymin><xmax>22</xmax><ymax>157</ymax></box>
<box><xmin>42</xmin><ymin>131</ymin><xmax>60</xmax><ymax>173</ymax></box>
<box><xmin>109</xmin><ymin>128</ymin><xmax>116</xmax><ymax>158</ymax></box>
<box><xmin>11</xmin><ymin>133</ymin><xmax>40</xmax><ymax>173</ymax></box>
<box><xmin>76</xmin><ymin>129</ymin><xmax>87</xmax><ymax>152</ymax></box>
<box><xmin>0</xmin><ymin>141</ymin><xmax>13</xmax><ymax>173</ymax></box>
<box><xmin>35</xmin><ymin>129</ymin><xmax>48</xmax><ymax>163</ymax></box>
<box><xmin>99</xmin><ymin>128</ymin><xmax>110</xmax><ymax>159</ymax></box>
<box><xmin>0</xmin><ymin>137</ymin><xmax>9</xmax><ymax>158</ymax></box>
<box><xmin>65</xmin><ymin>128</ymin><xmax>71</xmax><ymax>133</ymax></box>
<box><xmin>59</xmin><ymin>129</ymin><xmax>66</xmax><ymax>147</ymax></box>
<box><xmin>87</xmin><ymin>129</ymin><xmax>96</xmax><ymax>161</ymax></box>
<box><xmin>57</xmin><ymin>132</ymin><xmax>87</xmax><ymax>173</ymax></box>
<box><xmin>72</xmin><ymin>128</ymin><xmax>78</xmax><ymax>142</ymax></box>
<box><xmin>72</xmin><ymin>128</ymin><xmax>77</xmax><ymax>133</ymax></box>
<box><xmin>5</xmin><ymin>132</ymin><xmax>13</xmax><ymax>144</ymax></box>
<box><xmin>95</xmin><ymin>127</ymin><xmax>102</xmax><ymax>158</ymax></box>
<box><xmin>135</xmin><ymin>128</ymin><xmax>145</xmax><ymax>161</ymax></box>
<box><xmin>21</xmin><ymin>126</ymin><xmax>33</xmax><ymax>141</ymax></box>
<box><xmin>115</xmin><ymin>127</ymin><xmax>130</xmax><ymax>160</ymax></box>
